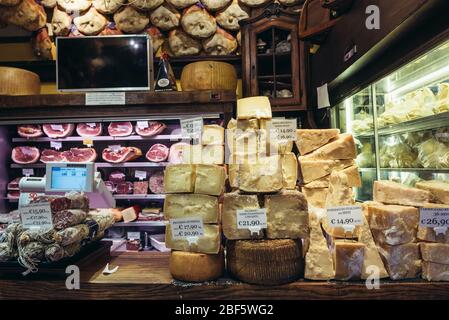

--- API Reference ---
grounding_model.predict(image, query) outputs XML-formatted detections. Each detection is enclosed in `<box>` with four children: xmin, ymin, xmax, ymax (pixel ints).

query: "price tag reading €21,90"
<box><xmin>237</xmin><ymin>208</ymin><xmax>267</xmax><ymax>235</ymax></box>
<box><xmin>327</xmin><ymin>206</ymin><xmax>363</xmax><ymax>232</ymax></box>
<box><xmin>170</xmin><ymin>217</ymin><xmax>204</xmax><ymax>241</ymax></box>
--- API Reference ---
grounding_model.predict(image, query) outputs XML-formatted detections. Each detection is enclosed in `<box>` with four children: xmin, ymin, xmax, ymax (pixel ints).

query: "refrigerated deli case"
<box><xmin>331</xmin><ymin>38</ymin><xmax>449</xmax><ymax>201</ymax></box>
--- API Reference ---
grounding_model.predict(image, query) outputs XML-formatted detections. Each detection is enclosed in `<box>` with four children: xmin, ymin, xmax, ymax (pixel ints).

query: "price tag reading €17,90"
<box><xmin>20</xmin><ymin>202</ymin><xmax>53</xmax><ymax>231</ymax></box>
<box><xmin>237</xmin><ymin>208</ymin><xmax>267</xmax><ymax>235</ymax></box>
<box><xmin>327</xmin><ymin>206</ymin><xmax>363</xmax><ymax>233</ymax></box>
<box><xmin>420</xmin><ymin>208</ymin><xmax>449</xmax><ymax>235</ymax></box>
<box><xmin>170</xmin><ymin>217</ymin><xmax>204</xmax><ymax>242</ymax></box>
<box><xmin>269</xmin><ymin>118</ymin><xmax>297</xmax><ymax>142</ymax></box>
<box><xmin>180</xmin><ymin>117</ymin><xmax>203</xmax><ymax>142</ymax></box>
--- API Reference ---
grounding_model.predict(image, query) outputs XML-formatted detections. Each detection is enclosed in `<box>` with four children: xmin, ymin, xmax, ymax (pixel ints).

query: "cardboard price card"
<box><xmin>20</xmin><ymin>202</ymin><xmax>53</xmax><ymax>231</ymax></box>
<box><xmin>180</xmin><ymin>117</ymin><xmax>203</xmax><ymax>141</ymax></box>
<box><xmin>420</xmin><ymin>208</ymin><xmax>449</xmax><ymax>228</ymax></box>
<box><xmin>327</xmin><ymin>206</ymin><xmax>363</xmax><ymax>228</ymax></box>
<box><xmin>237</xmin><ymin>208</ymin><xmax>267</xmax><ymax>229</ymax></box>
<box><xmin>170</xmin><ymin>217</ymin><xmax>204</xmax><ymax>240</ymax></box>
<box><xmin>269</xmin><ymin>118</ymin><xmax>297</xmax><ymax>142</ymax></box>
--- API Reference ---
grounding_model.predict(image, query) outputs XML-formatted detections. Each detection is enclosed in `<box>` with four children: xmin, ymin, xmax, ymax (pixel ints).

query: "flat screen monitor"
<box><xmin>45</xmin><ymin>163</ymin><xmax>94</xmax><ymax>193</ymax></box>
<box><xmin>56</xmin><ymin>35</ymin><xmax>152</xmax><ymax>92</ymax></box>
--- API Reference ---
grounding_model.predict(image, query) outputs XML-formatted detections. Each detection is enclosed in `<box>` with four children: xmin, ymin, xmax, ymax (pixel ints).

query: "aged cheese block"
<box><xmin>202</xmin><ymin>144</ymin><xmax>224</xmax><ymax>165</ymax></box>
<box><xmin>305</xmin><ymin>213</ymin><xmax>335</xmax><ymax>280</ymax></box>
<box><xmin>201</xmin><ymin>124</ymin><xmax>225</xmax><ymax>145</ymax></box>
<box><xmin>239</xmin><ymin>155</ymin><xmax>283</xmax><ymax>193</ymax></box>
<box><xmin>415</xmin><ymin>180</ymin><xmax>449</xmax><ymax>204</ymax></box>
<box><xmin>420</xmin><ymin>243</ymin><xmax>449</xmax><ymax>264</ymax></box>
<box><xmin>169</xmin><ymin>250</ymin><xmax>224</xmax><ymax>282</ymax></box>
<box><xmin>233</xmin><ymin>128</ymin><xmax>259</xmax><ymax>160</ymax></box>
<box><xmin>121</xmin><ymin>206</ymin><xmax>138</xmax><ymax>223</ymax></box>
<box><xmin>303</xmin><ymin>166</ymin><xmax>360</xmax><ymax>189</ymax></box>
<box><xmin>237</xmin><ymin>96</ymin><xmax>272</xmax><ymax>120</ymax></box>
<box><xmin>298</xmin><ymin>158</ymin><xmax>354</xmax><ymax>184</ymax></box>
<box><xmin>296</xmin><ymin>129</ymin><xmax>340</xmax><ymax>155</ymax></box>
<box><xmin>165</xmin><ymin>224</ymin><xmax>221</xmax><ymax>254</ymax></box>
<box><xmin>228</xmin><ymin>164</ymin><xmax>239</xmax><ymax>189</ymax></box>
<box><xmin>181</xmin><ymin>61</ymin><xmax>237</xmax><ymax>92</ymax></box>
<box><xmin>281</xmin><ymin>153</ymin><xmax>298</xmax><ymax>189</ymax></box>
<box><xmin>237</xmin><ymin>119</ymin><xmax>259</xmax><ymax>130</ymax></box>
<box><xmin>164</xmin><ymin>194</ymin><xmax>219</xmax><ymax>223</ymax></box>
<box><xmin>303</xmin><ymin>134</ymin><xmax>357</xmax><ymax>160</ymax></box>
<box><xmin>194</xmin><ymin>164</ymin><xmax>225</xmax><ymax>196</ymax></box>
<box><xmin>222</xmin><ymin>192</ymin><xmax>263</xmax><ymax>240</ymax></box>
<box><xmin>265</xmin><ymin>190</ymin><xmax>309</xmax><ymax>239</ymax></box>
<box><xmin>258</xmin><ymin>119</ymin><xmax>294</xmax><ymax>156</ymax></box>
<box><xmin>377</xmin><ymin>243</ymin><xmax>421</xmax><ymax>280</ymax></box>
<box><xmin>333</xmin><ymin>240</ymin><xmax>365</xmax><ymax>281</ymax></box>
<box><xmin>302</xmin><ymin>187</ymin><xmax>328</xmax><ymax>209</ymax></box>
<box><xmin>215</xmin><ymin>0</ymin><xmax>249</xmax><ymax>31</ymax></box>
<box><xmin>373</xmin><ymin>180</ymin><xmax>431</xmax><ymax>207</ymax></box>
<box><xmin>361</xmin><ymin>200</ymin><xmax>383</xmax><ymax>221</ymax></box>
<box><xmin>356</xmin><ymin>216</ymin><xmax>389</xmax><ymax>279</ymax></box>
<box><xmin>164</xmin><ymin>164</ymin><xmax>195</xmax><ymax>193</ymax></box>
<box><xmin>0</xmin><ymin>67</ymin><xmax>40</xmax><ymax>96</ymax></box>
<box><xmin>422</xmin><ymin>262</ymin><xmax>449</xmax><ymax>281</ymax></box>
<box><xmin>226</xmin><ymin>239</ymin><xmax>303</xmax><ymax>285</ymax></box>
<box><xmin>368</xmin><ymin>204</ymin><xmax>419</xmax><ymax>245</ymax></box>
<box><xmin>325</xmin><ymin>170</ymin><xmax>355</xmax><ymax>207</ymax></box>
<box><xmin>180</xmin><ymin>144</ymin><xmax>202</xmax><ymax>164</ymax></box>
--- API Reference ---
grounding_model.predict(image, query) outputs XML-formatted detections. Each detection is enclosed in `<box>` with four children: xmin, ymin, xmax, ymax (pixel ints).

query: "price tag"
<box><xmin>127</xmin><ymin>232</ymin><xmax>141</xmax><ymax>240</ymax></box>
<box><xmin>50</xmin><ymin>141</ymin><xmax>62</xmax><ymax>150</ymax></box>
<box><xmin>22</xmin><ymin>168</ymin><xmax>34</xmax><ymax>177</ymax></box>
<box><xmin>137</xmin><ymin>121</ymin><xmax>149</xmax><ymax>129</ymax></box>
<box><xmin>180</xmin><ymin>117</ymin><xmax>203</xmax><ymax>143</ymax></box>
<box><xmin>327</xmin><ymin>206</ymin><xmax>363</xmax><ymax>232</ymax></box>
<box><xmin>83</xmin><ymin>139</ymin><xmax>93</xmax><ymax>147</ymax></box>
<box><xmin>109</xmin><ymin>145</ymin><xmax>122</xmax><ymax>152</ymax></box>
<box><xmin>20</xmin><ymin>202</ymin><xmax>53</xmax><ymax>231</ymax></box>
<box><xmin>269</xmin><ymin>118</ymin><xmax>297</xmax><ymax>142</ymax></box>
<box><xmin>237</xmin><ymin>209</ymin><xmax>267</xmax><ymax>234</ymax></box>
<box><xmin>420</xmin><ymin>208</ymin><xmax>449</xmax><ymax>233</ymax></box>
<box><xmin>85</xmin><ymin>92</ymin><xmax>126</xmax><ymax>106</ymax></box>
<box><xmin>50</xmin><ymin>124</ymin><xmax>64</xmax><ymax>132</ymax></box>
<box><xmin>170</xmin><ymin>217</ymin><xmax>204</xmax><ymax>240</ymax></box>
<box><xmin>86</xmin><ymin>123</ymin><xmax>97</xmax><ymax>128</ymax></box>
<box><xmin>135</xmin><ymin>170</ymin><xmax>147</xmax><ymax>180</ymax></box>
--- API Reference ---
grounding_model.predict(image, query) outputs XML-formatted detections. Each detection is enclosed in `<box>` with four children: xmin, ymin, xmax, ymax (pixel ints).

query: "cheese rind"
<box><xmin>194</xmin><ymin>164</ymin><xmax>225</xmax><ymax>196</ymax></box>
<box><xmin>415</xmin><ymin>180</ymin><xmax>449</xmax><ymax>204</ymax></box>
<box><xmin>237</xmin><ymin>96</ymin><xmax>272</xmax><ymax>120</ymax></box>
<box><xmin>296</xmin><ymin>129</ymin><xmax>340</xmax><ymax>155</ymax></box>
<box><xmin>304</xmin><ymin>134</ymin><xmax>357</xmax><ymax>160</ymax></box>
<box><xmin>228</xmin><ymin>163</ymin><xmax>239</xmax><ymax>188</ymax></box>
<box><xmin>202</xmin><ymin>144</ymin><xmax>224</xmax><ymax>165</ymax></box>
<box><xmin>238</xmin><ymin>155</ymin><xmax>283</xmax><ymax>193</ymax></box>
<box><xmin>420</xmin><ymin>243</ymin><xmax>449</xmax><ymax>264</ymax></box>
<box><xmin>303</xmin><ymin>187</ymin><xmax>328</xmax><ymax>209</ymax></box>
<box><xmin>202</xmin><ymin>124</ymin><xmax>224</xmax><ymax>145</ymax></box>
<box><xmin>281</xmin><ymin>153</ymin><xmax>298</xmax><ymax>189</ymax></box>
<box><xmin>164</xmin><ymin>194</ymin><xmax>219</xmax><ymax>223</ymax></box>
<box><xmin>333</xmin><ymin>240</ymin><xmax>365</xmax><ymax>281</ymax></box>
<box><xmin>373</xmin><ymin>180</ymin><xmax>431</xmax><ymax>207</ymax></box>
<box><xmin>169</xmin><ymin>250</ymin><xmax>224</xmax><ymax>282</ymax></box>
<box><xmin>422</xmin><ymin>261</ymin><xmax>449</xmax><ymax>281</ymax></box>
<box><xmin>377</xmin><ymin>243</ymin><xmax>421</xmax><ymax>280</ymax></box>
<box><xmin>298</xmin><ymin>158</ymin><xmax>355</xmax><ymax>184</ymax></box>
<box><xmin>165</xmin><ymin>224</ymin><xmax>221</xmax><ymax>254</ymax></box>
<box><xmin>265</xmin><ymin>190</ymin><xmax>309</xmax><ymax>239</ymax></box>
<box><xmin>302</xmin><ymin>165</ymin><xmax>361</xmax><ymax>188</ymax></box>
<box><xmin>164</xmin><ymin>164</ymin><xmax>196</xmax><ymax>193</ymax></box>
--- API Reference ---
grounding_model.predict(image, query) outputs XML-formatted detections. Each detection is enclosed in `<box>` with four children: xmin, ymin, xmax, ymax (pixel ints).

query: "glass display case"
<box><xmin>331</xmin><ymin>38</ymin><xmax>449</xmax><ymax>201</ymax></box>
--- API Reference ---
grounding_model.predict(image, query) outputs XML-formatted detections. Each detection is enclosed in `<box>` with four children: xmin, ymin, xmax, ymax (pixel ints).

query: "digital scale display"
<box><xmin>45</xmin><ymin>163</ymin><xmax>94</xmax><ymax>192</ymax></box>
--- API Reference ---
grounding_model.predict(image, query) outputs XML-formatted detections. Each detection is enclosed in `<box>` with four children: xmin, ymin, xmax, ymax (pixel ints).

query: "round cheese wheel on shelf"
<box><xmin>180</xmin><ymin>61</ymin><xmax>237</xmax><ymax>91</ymax></box>
<box><xmin>0</xmin><ymin>67</ymin><xmax>40</xmax><ymax>96</ymax></box>
<box><xmin>169</xmin><ymin>249</ymin><xmax>224</xmax><ymax>282</ymax></box>
<box><xmin>226</xmin><ymin>239</ymin><xmax>303</xmax><ymax>285</ymax></box>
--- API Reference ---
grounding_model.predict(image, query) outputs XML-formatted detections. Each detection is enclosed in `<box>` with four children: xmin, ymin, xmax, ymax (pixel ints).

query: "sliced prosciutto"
<box><xmin>168</xmin><ymin>142</ymin><xmax>190</xmax><ymax>164</ymax></box>
<box><xmin>146</xmin><ymin>144</ymin><xmax>169</xmax><ymax>163</ymax></box>
<box><xmin>12</xmin><ymin>146</ymin><xmax>40</xmax><ymax>164</ymax></box>
<box><xmin>108</xmin><ymin>122</ymin><xmax>133</xmax><ymax>137</ymax></box>
<box><xmin>40</xmin><ymin>149</ymin><xmax>65</xmax><ymax>163</ymax></box>
<box><xmin>42</xmin><ymin>123</ymin><xmax>75</xmax><ymax>138</ymax></box>
<box><xmin>17</xmin><ymin>125</ymin><xmax>43</xmax><ymax>138</ymax></box>
<box><xmin>102</xmin><ymin>147</ymin><xmax>142</xmax><ymax>163</ymax></box>
<box><xmin>76</xmin><ymin>123</ymin><xmax>103</xmax><ymax>137</ymax></box>
<box><xmin>61</xmin><ymin>148</ymin><xmax>97</xmax><ymax>163</ymax></box>
<box><xmin>135</xmin><ymin>121</ymin><xmax>166</xmax><ymax>137</ymax></box>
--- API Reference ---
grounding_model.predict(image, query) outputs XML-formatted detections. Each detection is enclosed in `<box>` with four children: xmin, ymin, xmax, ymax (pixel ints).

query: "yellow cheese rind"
<box><xmin>194</xmin><ymin>164</ymin><xmax>225</xmax><ymax>196</ymax></box>
<box><xmin>202</xmin><ymin>125</ymin><xmax>224</xmax><ymax>145</ymax></box>
<box><xmin>373</xmin><ymin>180</ymin><xmax>431</xmax><ymax>207</ymax></box>
<box><xmin>302</xmin><ymin>187</ymin><xmax>328</xmax><ymax>209</ymax></box>
<box><xmin>415</xmin><ymin>180</ymin><xmax>449</xmax><ymax>205</ymax></box>
<box><xmin>164</xmin><ymin>164</ymin><xmax>195</xmax><ymax>193</ymax></box>
<box><xmin>202</xmin><ymin>144</ymin><xmax>224</xmax><ymax>165</ymax></box>
<box><xmin>298</xmin><ymin>158</ymin><xmax>354</xmax><ymax>184</ymax></box>
<box><xmin>420</xmin><ymin>243</ymin><xmax>449</xmax><ymax>264</ymax></box>
<box><xmin>296</xmin><ymin>129</ymin><xmax>340</xmax><ymax>155</ymax></box>
<box><xmin>165</xmin><ymin>224</ymin><xmax>221</xmax><ymax>254</ymax></box>
<box><xmin>164</xmin><ymin>194</ymin><xmax>219</xmax><ymax>223</ymax></box>
<box><xmin>377</xmin><ymin>243</ymin><xmax>421</xmax><ymax>280</ymax></box>
<box><xmin>237</xmin><ymin>96</ymin><xmax>272</xmax><ymax>120</ymax></box>
<box><xmin>265</xmin><ymin>190</ymin><xmax>309</xmax><ymax>239</ymax></box>
<box><xmin>281</xmin><ymin>153</ymin><xmax>298</xmax><ymax>189</ymax></box>
<box><xmin>333</xmin><ymin>240</ymin><xmax>365</xmax><ymax>281</ymax></box>
<box><xmin>169</xmin><ymin>250</ymin><xmax>224</xmax><ymax>282</ymax></box>
<box><xmin>238</xmin><ymin>155</ymin><xmax>283</xmax><ymax>193</ymax></box>
<box><xmin>422</xmin><ymin>261</ymin><xmax>449</xmax><ymax>281</ymax></box>
<box><xmin>304</xmin><ymin>134</ymin><xmax>356</xmax><ymax>160</ymax></box>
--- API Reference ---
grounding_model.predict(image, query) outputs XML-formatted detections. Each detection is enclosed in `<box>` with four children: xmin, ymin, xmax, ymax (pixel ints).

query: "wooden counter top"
<box><xmin>1</xmin><ymin>251</ymin><xmax>449</xmax><ymax>300</ymax></box>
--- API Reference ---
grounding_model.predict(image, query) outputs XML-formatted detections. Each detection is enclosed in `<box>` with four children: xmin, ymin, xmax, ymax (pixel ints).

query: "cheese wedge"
<box><xmin>180</xmin><ymin>144</ymin><xmax>202</xmax><ymax>164</ymax></box>
<box><xmin>202</xmin><ymin>124</ymin><xmax>224</xmax><ymax>145</ymax></box>
<box><xmin>325</xmin><ymin>170</ymin><xmax>356</xmax><ymax>207</ymax></box>
<box><xmin>164</xmin><ymin>194</ymin><xmax>219</xmax><ymax>223</ymax></box>
<box><xmin>415</xmin><ymin>180</ymin><xmax>449</xmax><ymax>205</ymax></box>
<box><xmin>420</xmin><ymin>243</ymin><xmax>449</xmax><ymax>264</ymax></box>
<box><xmin>202</xmin><ymin>144</ymin><xmax>224</xmax><ymax>165</ymax></box>
<box><xmin>304</xmin><ymin>134</ymin><xmax>356</xmax><ymax>160</ymax></box>
<box><xmin>228</xmin><ymin>163</ymin><xmax>239</xmax><ymax>189</ymax></box>
<box><xmin>333</xmin><ymin>240</ymin><xmax>365</xmax><ymax>281</ymax></box>
<box><xmin>422</xmin><ymin>261</ymin><xmax>449</xmax><ymax>281</ymax></box>
<box><xmin>298</xmin><ymin>158</ymin><xmax>355</xmax><ymax>183</ymax></box>
<box><xmin>302</xmin><ymin>187</ymin><xmax>328</xmax><ymax>209</ymax></box>
<box><xmin>303</xmin><ymin>165</ymin><xmax>361</xmax><ymax>188</ymax></box>
<box><xmin>296</xmin><ymin>129</ymin><xmax>340</xmax><ymax>155</ymax></box>
<box><xmin>281</xmin><ymin>152</ymin><xmax>298</xmax><ymax>189</ymax></box>
<box><xmin>169</xmin><ymin>250</ymin><xmax>224</xmax><ymax>282</ymax></box>
<box><xmin>194</xmin><ymin>164</ymin><xmax>226</xmax><ymax>196</ymax></box>
<box><xmin>373</xmin><ymin>180</ymin><xmax>431</xmax><ymax>207</ymax></box>
<box><xmin>165</xmin><ymin>224</ymin><xmax>221</xmax><ymax>254</ymax></box>
<box><xmin>164</xmin><ymin>164</ymin><xmax>195</xmax><ymax>193</ymax></box>
<box><xmin>237</xmin><ymin>96</ymin><xmax>272</xmax><ymax>120</ymax></box>
<box><xmin>239</xmin><ymin>155</ymin><xmax>283</xmax><ymax>193</ymax></box>
<box><xmin>377</xmin><ymin>243</ymin><xmax>421</xmax><ymax>280</ymax></box>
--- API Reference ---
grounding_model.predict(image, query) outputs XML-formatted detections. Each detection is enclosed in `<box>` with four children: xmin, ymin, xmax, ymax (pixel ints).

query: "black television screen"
<box><xmin>57</xmin><ymin>35</ymin><xmax>152</xmax><ymax>92</ymax></box>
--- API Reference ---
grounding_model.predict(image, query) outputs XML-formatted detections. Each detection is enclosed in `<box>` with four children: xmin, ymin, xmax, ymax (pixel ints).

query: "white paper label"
<box><xmin>86</xmin><ymin>123</ymin><xmax>97</xmax><ymax>128</ymax></box>
<box><xmin>269</xmin><ymin>118</ymin><xmax>297</xmax><ymax>142</ymax></box>
<box><xmin>420</xmin><ymin>208</ymin><xmax>449</xmax><ymax>228</ymax></box>
<box><xmin>20</xmin><ymin>202</ymin><xmax>53</xmax><ymax>231</ymax></box>
<box><xmin>50</xmin><ymin>124</ymin><xmax>64</xmax><ymax>132</ymax></box>
<box><xmin>170</xmin><ymin>217</ymin><xmax>204</xmax><ymax>240</ymax></box>
<box><xmin>137</xmin><ymin>121</ymin><xmax>149</xmax><ymax>129</ymax></box>
<box><xmin>127</xmin><ymin>232</ymin><xmax>141</xmax><ymax>240</ymax></box>
<box><xmin>109</xmin><ymin>145</ymin><xmax>122</xmax><ymax>152</ymax></box>
<box><xmin>237</xmin><ymin>209</ymin><xmax>267</xmax><ymax>232</ymax></box>
<box><xmin>135</xmin><ymin>170</ymin><xmax>147</xmax><ymax>180</ymax></box>
<box><xmin>22</xmin><ymin>168</ymin><xmax>34</xmax><ymax>177</ymax></box>
<box><xmin>180</xmin><ymin>117</ymin><xmax>203</xmax><ymax>142</ymax></box>
<box><xmin>85</xmin><ymin>92</ymin><xmax>126</xmax><ymax>106</ymax></box>
<box><xmin>327</xmin><ymin>206</ymin><xmax>363</xmax><ymax>229</ymax></box>
<box><xmin>50</xmin><ymin>141</ymin><xmax>62</xmax><ymax>150</ymax></box>
<box><xmin>317</xmin><ymin>83</ymin><xmax>331</xmax><ymax>109</ymax></box>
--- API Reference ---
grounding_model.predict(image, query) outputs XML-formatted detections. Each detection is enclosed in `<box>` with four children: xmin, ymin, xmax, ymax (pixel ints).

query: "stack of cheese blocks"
<box><xmin>366</xmin><ymin>179</ymin><xmax>449</xmax><ymax>281</ymax></box>
<box><xmin>181</xmin><ymin>124</ymin><xmax>225</xmax><ymax>165</ymax></box>
<box><xmin>223</xmin><ymin>96</ymin><xmax>307</xmax><ymax>286</ymax></box>
<box><xmin>163</xmin><ymin>163</ymin><xmax>226</xmax><ymax>282</ymax></box>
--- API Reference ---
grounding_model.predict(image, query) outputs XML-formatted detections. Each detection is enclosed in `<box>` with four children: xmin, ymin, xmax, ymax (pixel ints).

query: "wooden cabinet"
<box><xmin>241</xmin><ymin>3</ymin><xmax>307</xmax><ymax>112</ymax></box>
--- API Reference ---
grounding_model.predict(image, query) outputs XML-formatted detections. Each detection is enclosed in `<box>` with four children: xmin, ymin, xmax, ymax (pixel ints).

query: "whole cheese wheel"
<box><xmin>0</xmin><ymin>67</ymin><xmax>40</xmax><ymax>95</ymax></box>
<box><xmin>180</xmin><ymin>61</ymin><xmax>237</xmax><ymax>91</ymax></box>
<box><xmin>169</xmin><ymin>250</ymin><xmax>224</xmax><ymax>282</ymax></box>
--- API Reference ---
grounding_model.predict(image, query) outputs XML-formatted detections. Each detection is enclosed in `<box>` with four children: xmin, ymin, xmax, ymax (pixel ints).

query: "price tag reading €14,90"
<box><xmin>170</xmin><ymin>217</ymin><xmax>204</xmax><ymax>241</ymax></box>
<box><xmin>180</xmin><ymin>117</ymin><xmax>203</xmax><ymax>142</ymax></box>
<box><xmin>327</xmin><ymin>206</ymin><xmax>363</xmax><ymax>233</ymax></box>
<box><xmin>420</xmin><ymin>208</ymin><xmax>449</xmax><ymax>234</ymax></box>
<box><xmin>237</xmin><ymin>208</ymin><xmax>267</xmax><ymax>235</ymax></box>
<box><xmin>269</xmin><ymin>118</ymin><xmax>297</xmax><ymax>142</ymax></box>
<box><xmin>20</xmin><ymin>202</ymin><xmax>53</xmax><ymax>231</ymax></box>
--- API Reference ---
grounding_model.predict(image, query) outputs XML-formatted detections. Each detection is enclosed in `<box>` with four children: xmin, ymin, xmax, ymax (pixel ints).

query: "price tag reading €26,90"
<box><xmin>237</xmin><ymin>208</ymin><xmax>267</xmax><ymax>235</ymax></box>
<box><xmin>170</xmin><ymin>217</ymin><xmax>204</xmax><ymax>241</ymax></box>
<box><xmin>420</xmin><ymin>208</ymin><xmax>449</xmax><ymax>230</ymax></box>
<box><xmin>269</xmin><ymin>118</ymin><xmax>297</xmax><ymax>142</ymax></box>
<box><xmin>327</xmin><ymin>206</ymin><xmax>363</xmax><ymax>232</ymax></box>
<box><xmin>20</xmin><ymin>202</ymin><xmax>53</xmax><ymax>231</ymax></box>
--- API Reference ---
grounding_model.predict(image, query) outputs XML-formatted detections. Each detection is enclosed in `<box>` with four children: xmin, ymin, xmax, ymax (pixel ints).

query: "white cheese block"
<box><xmin>202</xmin><ymin>124</ymin><xmax>224</xmax><ymax>145</ymax></box>
<box><xmin>302</xmin><ymin>187</ymin><xmax>328</xmax><ymax>209</ymax></box>
<box><xmin>165</xmin><ymin>224</ymin><xmax>221</xmax><ymax>254</ymax></box>
<box><xmin>373</xmin><ymin>180</ymin><xmax>431</xmax><ymax>207</ymax></box>
<box><xmin>420</xmin><ymin>243</ymin><xmax>449</xmax><ymax>264</ymax></box>
<box><xmin>202</xmin><ymin>144</ymin><xmax>224</xmax><ymax>164</ymax></box>
<box><xmin>265</xmin><ymin>190</ymin><xmax>309</xmax><ymax>239</ymax></box>
<box><xmin>303</xmin><ymin>134</ymin><xmax>356</xmax><ymax>160</ymax></box>
<box><xmin>377</xmin><ymin>243</ymin><xmax>421</xmax><ymax>280</ymax></box>
<box><xmin>236</xmin><ymin>119</ymin><xmax>259</xmax><ymax>131</ymax></box>
<box><xmin>194</xmin><ymin>164</ymin><xmax>226</xmax><ymax>196</ymax></box>
<box><xmin>164</xmin><ymin>164</ymin><xmax>196</xmax><ymax>193</ymax></box>
<box><xmin>281</xmin><ymin>153</ymin><xmax>298</xmax><ymax>189</ymax></box>
<box><xmin>333</xmin><ymin>240</ymin><xmax>365</xmax><ymax>281</ymax></box>
<box><xmin>180</xmin><ymin>144</ymin><xmax>202</xmax><ymax>164</ymax></box>
<box><xmin>237</xmin><ymin>96</ymin><xmax>272</xmax><ymax>120</ymax></box>
<box><xmin>169</xmin><ymin>250</ymin><xmax>224</xmax><ymax>282</ymax></box>
<box><xmin>415</xmin><ymin>180</ymin><xmax>449</xmax><ymax>204</ymax></box>
<box><xmin>422</xmin><ymin>261</ymin><xmax>449</xmax><ymax>281</ymax></box>
<box><xmin>238</xmin><ymin>155</ymin><xmax>283</xmax><ymax>193</ymax></box>
<box><xmin>222</xmin><ymin>192</ymin><xmax>263</xmax><ymax>240</ymax></box>
<box><xmin>121</xmin><ymin>207</ymin><xmax>138</xmax><ymax>223</ymax></box>
<box><xmin>227</xmin><ymin>118</ymin><xmax>237</xmax><ymax>129</ymax></box>
<box><xmin>296</xmin><ymin>129</ymin><xmax>340</xmax><ymax>155</ymax></box>
<box><xmin>164</xmin><ymin>194</ymin><xmax>219</xmax><ymax>223</ymax></box>
<box><xmin>298</xmin><ymin>158</ymin><xmax>355</xmax><ymax>184</ymax></box>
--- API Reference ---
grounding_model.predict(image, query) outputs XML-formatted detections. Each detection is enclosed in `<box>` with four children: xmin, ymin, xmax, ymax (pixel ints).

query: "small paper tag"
<box><xmin>317</xmin><ymin>83</ymin><xmax>331</xmax><ymax>109</ymax></box>
<box><xmin>135</xmin><ymin>170</ymin><xmax>147</xmax><ymax>180</ymax></box>
<box><xmin>20</xmin><ymin>202</ymin><xmax>53</xmax><ymax>231</ymax></box>
<box><xmin>85</xmin><ymin>92</ymin><xmax>126</xmax><ymax>106</ymax></box>
<box><xmin>419</xmin><ymin>208</ymin><xmax>449</xmax><ymax>228</ymax></box>
<box><xmin>50</xmin><ymin>124</ymin><xmax>64</xmax><ymax>132</ymax></box>
<box><xmin>269</xmin><ymin>118</ymin><xmax>297</xmax><ymax>142</ymax></box>
<box><xmin>180</xmin><ymin>117</ymin><xmax>203</xmax><ymax>143</ymax></box>
<box><xmin>327</xmin><ymin>206</ymin><xmax>363</xmax><ymax>228</ymax></box>
<box><xmin>86</xmin><ymin>123</ymin><xmax>97</xmax><ymax>128</ymax></box>
<box><xmin>137</xmin><ymin>121</ymin><xmax>149</xmax><ymax>129</ymax></box>
<box><xmin>22</xmin><ymin>169</ymin><xmax>34</xmax><ymax>177</ymax></box>
<box><xmin>170</xmin><ymin>217</ymin><xmax>204</xmax><ymax>240</ymax></box>
<box><xmin>83</xmin><ymin>139</ymin><xmax>93</xmax><ymax>147</ymax></box>
<box><xmin>109</xmin><ymin>145</ymin><xmax>122</xmax><ymax>152</ymax></box>
<box><xmin>127</xmin><ymin>232</ymin><xmax>141</xmax><ymax>240</ymax></box>
<box><xmin>237</xmin><ymin>208</ymin><xmax>267</xmax><ymax>233</ymax></box>
<box><xmin>50</xmin><ymin>141</ymin><xmax>62</xmax><ymax>150</ymax></box>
